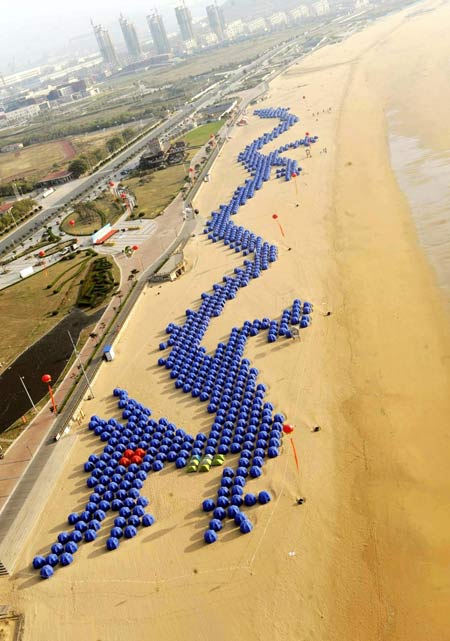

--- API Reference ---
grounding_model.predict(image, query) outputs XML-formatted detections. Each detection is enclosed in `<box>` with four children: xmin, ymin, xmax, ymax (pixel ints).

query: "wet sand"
<box><xmin>0</xmin><ymin>2</ymin><xmax>449</xmax><ymax>640</ymax></box>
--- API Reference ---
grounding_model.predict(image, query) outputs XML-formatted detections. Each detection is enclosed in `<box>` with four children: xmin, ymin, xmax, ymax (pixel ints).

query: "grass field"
<box><xmin>71</xmin><ymin>126</ymin><xmax>131</xmax><ymax>156</ymax></box>
<box><xmin>0</xmin><ymin>141</ymin><xmax>69</xmax><ymax>182</ymax></box>
<box><xmin>109</xmin><ymin>30</ymin><xmax>300</xmax><ymax>91</ymax></box>
<box><xmin>124</xmin><ymin>120</ymin><xmax>225</xmax><ymax>219</ymax></box>
<box><xmin>0</xmin><ymin>253</ymin><xmax>95</xmax><ymax>368</ymax></box>
<box><xmin>178</xmin><ymin>120</ymin><xmax>225</xmax><ymax>147</ymax></box>
<box><xmin>0</xmin><ymin>126</ymin><xmax>142</xmax><ymax>184</ymax></box>
<box><xmin>60</xmin><ymin>193</ymin><xmax>123</xmax><ymax>235</ymax></box>
<box><xmin>0</xmin><ymin>251</ymin><xmax>119</xmax><ymax>370</ymax></box>
<box><xmin>126</xmin><ymin>165</ymin><xmax>187</xmax><ymax>219</ymax></box>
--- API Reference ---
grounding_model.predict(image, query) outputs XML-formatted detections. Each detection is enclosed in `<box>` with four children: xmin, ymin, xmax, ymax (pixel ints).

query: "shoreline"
<box><xmin>0</xmin><ymin>2</ymin><xmax>449</xmax><ymax>640</ymax></box>
<box><xmin>330</xmin><ymin>5</ymin><xmax>450</xmax><ymax>636</ymax></box>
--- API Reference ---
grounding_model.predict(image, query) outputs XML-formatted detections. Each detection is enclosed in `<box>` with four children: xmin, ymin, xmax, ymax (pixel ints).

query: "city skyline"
<box><xmin>0</xmin><ymin>0</ymin><xmax>216</xmax><ymax>73</ymax></box>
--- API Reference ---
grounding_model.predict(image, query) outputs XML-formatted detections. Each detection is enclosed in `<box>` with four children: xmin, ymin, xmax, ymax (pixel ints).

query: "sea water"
<box><xmin>387</xmin><ymin>110</ymin><xmax>450</xmax><ymax>310</ymax></box>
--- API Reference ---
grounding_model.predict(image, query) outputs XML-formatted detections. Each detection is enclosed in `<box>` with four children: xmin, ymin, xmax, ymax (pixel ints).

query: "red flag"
<box><xmin>290</xmin><ymin>439</ymin><xmax>299</xmax><ymax>473</ymax></box>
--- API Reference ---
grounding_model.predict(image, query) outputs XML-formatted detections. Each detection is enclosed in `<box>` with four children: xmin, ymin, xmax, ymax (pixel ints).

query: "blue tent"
<box><xmin>142</xmin><ymin>514</ymin><xmax>155</xmax><ymax>527</ymax></box>
<box><xmin>240</xmin><ymin>520</ymin><xmax>253</xmax><ymax>534</ymax></box>
<box><xmin>65</xmin><ymin>541</ymin><xmax>78</xmax><ymax>554</ymax></box>
<box><xmin>46</xmin><ymin>553</ymin><xmax>59</xmax><ymax>567</ymax></box>
<box><xmin>202</xmin><ymin>499</ymin><xmax>215</xmax><ymax>512</ymax></box>
<box><xmin>204</xmin><ymin>529</ymin><xmax>218</xmax><ymax>544</ymax></box>
<box><xmin>40</xmin><ymin>565</ymin><xmax>54</xmax><ymax>579</ymax></box>
<box><xmin>258</xmin><ymin>491</ymin><xmax>272</xmax><ymax>505</ymax></box>
<box><xmin>106</xmin><ymin>536</ymin><xmax>120</xmax><ymax>551</ymax></box>
<box><xmin>51</xmin><ymin>542</ymin><xmax>64</xmax><ymax>555</ymax></box>
<box><xmin>209</xmin><ymin>518</ymin><xmax>223</xmax><ymax>532</ymax></box>
<box><xmin>60</xmin><ymin>552</ymin><xmax>74</xmax><ymax>567</ymax></box>
<box><xmin>84</xmin><ymin>529</ymin><xmax>97</xmax><ymax>542</ymax></box>
<box><xmin>32</xmin><ymin>555</ymin><xmax>46</xmax><ymax>570</ymax></box>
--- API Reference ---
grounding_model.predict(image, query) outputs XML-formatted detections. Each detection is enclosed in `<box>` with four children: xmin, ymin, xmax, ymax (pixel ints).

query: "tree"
<box><xmin>122</xmin><ymin>128</ymin><xmax>136</xmax><ymax>142</ymax></box>
<box><xmin>106</xmin><ymin>136</ymin><xmax>123</xmax><ymax>153</ymax></box>
<box><xmin>13</xmin><ymin>198</ymin><xmax>35</xmax><ymax>213</ymax></box>
<box><xmin>92</xmin><ymin>148</ymin><xmax>104</xmax><ymax>163</ymax></box>
<box><xmin>76</xmin><ymin>202</ymin><xmax>98</xmax><ymax>224</ymax></box>
<box><xmin>69</xmin><ymin>158</ymin><xmax>88</xmax><ymax>178</ymax></box>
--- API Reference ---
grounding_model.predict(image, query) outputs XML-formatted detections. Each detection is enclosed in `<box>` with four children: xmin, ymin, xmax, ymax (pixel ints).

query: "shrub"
<box><xmin>77</xmin><ymin>257</ymin><xmax>115</xmax><ymax>308</ymax></box>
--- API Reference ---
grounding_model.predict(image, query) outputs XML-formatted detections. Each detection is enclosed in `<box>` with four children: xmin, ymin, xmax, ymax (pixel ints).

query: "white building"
<box><xmin>5</xmin><ymin>104</ymin><xmax>40</xmax><ymax>123</ymax></box>
<box><xmin>290</xmin><ymin>5</ymin><xmax>310</xmax><ymax>21</ymax></box>
<box><xmin>1</xmin><ymin>143</ymin><xmax>24</xmax><ymax>153</ymax></box>
<box><xmin>267</xmin><ymin>12</ymin><xmax>288</xmax><ymax>28</ymax></box>
<box><xmin>200</xmin><ymin>32</ymin><xmax>219</xmax><ymax>46</ymax></box>
<box><xmin>183</xmin><ymin>38</ymin><xmax>198</xmax><ymax>53</ymax></box>
<box><xmin>311</xmin><ymin>0</ymin><xmax>330</xmax><ymax>15</ymax></box>
<box><xmin>246</xmin><ymin>17</ymin><xmax>267</xmax><ymax>34</ymax></box>
<box><xmin>225</xmin><ymin>19</ymin><xmax>245</xmax><ymax>40</ymax></box>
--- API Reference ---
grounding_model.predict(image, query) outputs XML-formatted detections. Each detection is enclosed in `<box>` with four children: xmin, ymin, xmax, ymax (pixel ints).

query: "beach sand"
<box><xmin>1</xmin><ymin>2</ymin><xmax>449</xmax><ymax>639</ymax></box>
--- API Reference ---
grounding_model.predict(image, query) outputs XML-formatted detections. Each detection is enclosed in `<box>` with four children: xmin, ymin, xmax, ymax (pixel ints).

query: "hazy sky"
<box><xmin>0</xmin><ymin>0</ymin><xmax>212</xmax><ymax>73</ymax></box>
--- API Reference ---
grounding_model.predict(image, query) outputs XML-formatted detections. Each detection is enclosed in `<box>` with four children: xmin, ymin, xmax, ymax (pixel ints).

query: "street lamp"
<box><xmin>9</xmin><ymin>207</ymin><xmax>19</xmax><ymax>229</ymax></box>
<box><xmin>41</xmin><ymin>374</ymin><xmax>57</xmax><ymax>414</ymax></box>
<box><xmin>19</xmin><ymin>375</ymin><xmax>37</xmax><ymax>413</ymax></box>
<box><xmin>67</xmin><ymin>331</ymin><xmax>94</xmax><ymax>399</ymax></box>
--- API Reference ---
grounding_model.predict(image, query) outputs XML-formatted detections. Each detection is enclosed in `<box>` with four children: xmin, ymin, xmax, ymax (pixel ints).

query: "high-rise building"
<box><xmin>175</xmin><ymin>3</ymin><xmax>195</xmax><ymax>42</ymax></box>
<box><xmin>311</xmin><ymin>0</ymin><xmax>330</xmax><ymax>15</ymax></box>
<box><xmin>267</xmin><ymin>12</ymin><xmax>288</xmax><ymax>28</ymax></box>
<box><xmin>119</xmin><ymin>14</ymin><xmax>142</xmax><ymax>59</ymax></box>
<box><xmin>247</xmin><ymin>17</ymin><xmax>267</xmax><ymax>34</ymax></box>
<box><xmin>147</xmin><ymin>11</ymin><xmax>171</xmax><ymax>54</ymax></box>
<box><xmin>206</xmin><ymin>3</ymin><xmax>226</xmax><ymax>41</ymax></box>
<box><xmin>290</xmin><ymin>5</ymin><xmax>310</xmax><ymax>22</ymax></box>
<box><xmin>225</xmin><ymin>19</ymin><xmax>245</xmax><ymax>40</ymax></box>
<box><xmin>91</xmin><ymin>21</ymin><xmax>118</xmax><ymax>66</ymax></box>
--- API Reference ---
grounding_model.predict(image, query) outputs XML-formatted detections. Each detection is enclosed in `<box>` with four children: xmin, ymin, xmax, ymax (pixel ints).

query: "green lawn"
<box><xmin>123</xmin><ymin>121</ymin><xmax>225</xmax><ymax>220</ymax></box>
<box><xmin>0</xmin><ymin>252</ymin><xmax>94</xmax><ymax>368</ymax></box>
<box><xmin>61</xmin><ymin>193</ymin><xmax>123</xmax><ymax>236</ymax></box>
<box><xmin>179</xmin><ymin>120</ymin><xmax>225</xmax><ymax>148</ymax></box>
<box><xmin>125</xmin><ymin>164</ymin><xmax>188</xmax><ymax>220</ymax></box>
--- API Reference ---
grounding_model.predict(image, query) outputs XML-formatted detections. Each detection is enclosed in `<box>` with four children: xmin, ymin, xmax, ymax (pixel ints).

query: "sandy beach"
<box><xmin>1</xmin><ymin>1</ymin><xmax>449</xmax><ymax>639</ymax></box>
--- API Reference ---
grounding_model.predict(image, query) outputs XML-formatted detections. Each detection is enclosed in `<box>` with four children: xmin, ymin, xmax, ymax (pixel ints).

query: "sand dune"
<box><xmin>1</xmin><ymin>2</ymin><xmax>449</xmax><ymax>639</ymax></box>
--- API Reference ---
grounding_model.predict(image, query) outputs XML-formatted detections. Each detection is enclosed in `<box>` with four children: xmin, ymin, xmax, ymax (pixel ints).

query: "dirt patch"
<box><xmin>58</xmin><ymin>139</ymin><xmax>77</xmax><ymax>161</ymax></box>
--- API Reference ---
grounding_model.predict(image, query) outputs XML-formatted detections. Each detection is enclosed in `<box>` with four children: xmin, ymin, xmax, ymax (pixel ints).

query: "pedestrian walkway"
<box><xmin>97</xmin><ymin>220</ymin><xmax>157</xmax><ymax>256</ymax></box>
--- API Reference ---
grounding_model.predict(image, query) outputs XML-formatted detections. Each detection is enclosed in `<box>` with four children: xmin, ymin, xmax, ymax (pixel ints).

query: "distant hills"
<box><xmin>221</xmin><ymin>0</ymin><xmax>311</xmax><ymax>21</ymax></box>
